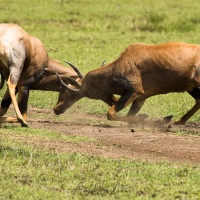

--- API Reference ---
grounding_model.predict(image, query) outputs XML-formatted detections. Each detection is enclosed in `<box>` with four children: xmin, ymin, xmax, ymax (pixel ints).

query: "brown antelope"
<box><xmin>0</xmin><ymin>23</ymin><xmax>81</xmax><ymax>127</ymax></box>
<box><xmin>57</xmin><ymin>42</ymin><xmax>200</xmax><ymax>125</ymax></box>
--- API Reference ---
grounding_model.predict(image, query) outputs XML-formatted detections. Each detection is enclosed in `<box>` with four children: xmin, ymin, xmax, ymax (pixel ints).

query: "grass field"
<box><xmin>1</xmin><ymin>131</ymin><xmax>200</xmax><ymax>199</ymax></box>
<box><xmin>0</xmin><ymin>0</ymin><xmax>200</xmax><ymax>199</ymax></box>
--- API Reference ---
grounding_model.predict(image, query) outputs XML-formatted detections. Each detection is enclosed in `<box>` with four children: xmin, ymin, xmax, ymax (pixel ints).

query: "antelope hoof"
<box><xmin>19</xmin><ymin>119</ymin><xmax>29</xmax><ymax>127</ymax></box>
<box><xmin>173</xmin><ymin>119</ymin><xmax>185</xmax><ymax>125</ymax></box>
<box><xmin>107</xmin><ymin>112</ymin><xmax>114</xmax><ymax>121</ymax></box>
<box><xmin>153</xmin><ymin>115</ymin><xmax>173</xmax><ymax>126</ymax></box>
<box><xmin>162</xmin><ymin>115</ymin><xmax>173</xmax><ymax>124</ymax></box>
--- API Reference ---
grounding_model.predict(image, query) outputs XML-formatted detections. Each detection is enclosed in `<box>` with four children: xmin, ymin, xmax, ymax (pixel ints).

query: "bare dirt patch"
<box><xmin>7</xmin><ymin>107</ymin><xmax>200</xmax><ymax>165</ymax></box>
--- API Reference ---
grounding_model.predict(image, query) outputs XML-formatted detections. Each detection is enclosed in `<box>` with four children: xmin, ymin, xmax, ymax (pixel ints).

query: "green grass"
<box><xmin>1</xmin><ymin>0</ymin><xmax>200</xmax><ymax>199</ymax></box>
<box><xmin>1</xmin><ymin>0</ymin><xmax>200</xmax><ymax>121</ymax></box>
<box><xmin>0</xmin><ymin>137</ymin><xmax>200</xmax><ymax>199</ymax></box>
<box><xmin>0</xmin><ymin>0</ymin><xmax>200</xmax><ymax>121</ymax></box>
<box><xmin>0</xmin><ymin>124</ymin><xmax>96</xmax><ymax>142</ymax></box>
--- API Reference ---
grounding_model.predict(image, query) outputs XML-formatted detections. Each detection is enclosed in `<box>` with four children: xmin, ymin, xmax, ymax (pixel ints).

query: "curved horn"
<box><xmin>64</xmin><ymin>61</ymin><xmax>83</xmax><ymax>78</ymax></box>
<box><xmin>55</xmin><ymin>72</ymin><xmax>80</xmax><ymax>93</ymax></box>
<box><xmin>60</xmin><ymin>75</ymin><xmax>81</xmax><ymax>89</ymax></box>
<box><xmin>0</xmin><ymin>72</ymin><xmax>5</xmax><ymax>89</ymax></box>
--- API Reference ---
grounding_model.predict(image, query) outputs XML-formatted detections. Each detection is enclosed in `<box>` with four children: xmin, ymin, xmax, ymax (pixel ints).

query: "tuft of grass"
<box><xmin>133</xmin><ymin>12</ymin><xmax>166</xmax><ymax>32</ymax></box>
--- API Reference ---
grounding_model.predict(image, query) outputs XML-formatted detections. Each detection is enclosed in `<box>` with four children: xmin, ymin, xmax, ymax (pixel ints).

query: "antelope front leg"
<box><xmin>127</xmin><ymin>99</ymin><xmax>146</xmax><ymax>117</ymax></box>
<box><xmin>107</xmin><ymin>92</ymin><xmax>141</xmax><ymax>122</ymax></box>
<box><xmin>7</xmin><ymin>75</ymin><xmax>28</xmax><ymax>127</ymax></box>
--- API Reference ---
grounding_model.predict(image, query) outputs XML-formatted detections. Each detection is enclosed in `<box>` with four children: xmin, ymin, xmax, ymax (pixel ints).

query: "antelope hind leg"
<box><xmin>174</xmin><ymin>88</ymin><xmax>200</xmax><ymax>125</ymax></box>
<box><xmin>7</xmin><ymin>76</ymin><xmax>28</xmax><ymax>127</ymax></box>
<box><xmin>0</xmin><ymin>88</ymin><xmax>11</xmax><ymax>116</ymax></box>
<box><xmin>174</xmin><ymin>100</ymin><xmax>200</xmax><ymax>125</ymax></box>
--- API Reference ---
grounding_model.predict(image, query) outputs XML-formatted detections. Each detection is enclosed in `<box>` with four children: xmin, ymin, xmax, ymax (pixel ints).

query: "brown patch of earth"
<box><xmin>5</xmin><ymin>106</ymin><xmax>200</xmax><ymax>165</ymax></box>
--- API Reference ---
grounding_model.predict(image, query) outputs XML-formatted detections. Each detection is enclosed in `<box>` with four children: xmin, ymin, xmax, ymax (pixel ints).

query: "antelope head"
<box><xmin>53</xmin><ymin>61</ymin><xmax>84</xmax><ymax>115</ymax></box>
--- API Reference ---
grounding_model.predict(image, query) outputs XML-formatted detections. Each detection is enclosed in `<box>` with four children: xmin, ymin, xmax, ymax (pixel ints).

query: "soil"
<box><xmin>7</xmin><ymin>107</ymin><xmax>200</xmax><ymax>165</ymax></box>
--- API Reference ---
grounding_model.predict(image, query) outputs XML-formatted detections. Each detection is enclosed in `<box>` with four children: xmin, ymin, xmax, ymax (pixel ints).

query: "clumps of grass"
<box><xmin>132</xmin><ymin>12</ymin><xmax>166</xmax><ymax>32</ymax></box>
<box><xmin>190</xmin><ymin>14</ymin><xmax>200</xmax><ymax>24</ymax></box>
<box><xmin>132</xmin><ymin>11</ymin><xmax>200</xmax><ymax>33</ymax></box>
<box><xmin>167</xmin><ymin>19</ymin><xmax>195</xmax><ymax>32</ymax></box>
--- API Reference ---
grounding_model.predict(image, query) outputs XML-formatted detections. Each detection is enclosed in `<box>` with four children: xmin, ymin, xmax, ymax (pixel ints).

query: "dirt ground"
<box><xmin>1</xmin><ymin>4</ymin><xmax>199</xmax><ymax>169</ymax></box>
<box><xmin>7</xmin><ymin>106</ymin><xmax>200</xmax><ymax>166</ymax></box>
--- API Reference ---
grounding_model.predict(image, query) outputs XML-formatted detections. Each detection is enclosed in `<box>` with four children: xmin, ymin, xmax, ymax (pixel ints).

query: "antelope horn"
<box><xmin>55</xmin><ymin>72</ymin><xmax>80</xmax><ymax>93</ymax></box>
<box><xmin>57</xmin><ymin>74</ymin><xmax>81</xmax><ymax>89</ymax></box>
<box><xmin>64</xmin><ymin>61</ymin><xmax>83</xmax><ymax>78</ymax></box>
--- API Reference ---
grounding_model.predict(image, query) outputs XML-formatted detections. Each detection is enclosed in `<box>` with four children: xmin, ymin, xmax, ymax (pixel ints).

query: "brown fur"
<box><xmin>60</xmin><ymin>42</ymin><xmax>200</xmax><ymax>124</ymax></box>
<box><xmin>0</xmin><ymin>23</ymin><xmax>78</xmax><ymax>126</ymax></box>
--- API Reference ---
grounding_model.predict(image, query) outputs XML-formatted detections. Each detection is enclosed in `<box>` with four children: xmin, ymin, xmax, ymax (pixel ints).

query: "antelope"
<box><xmin>0</xmin><ymin>23</ymin><xmax>81</xmax><ymax>127</ymax></box>
<box><xmin>57</xmin><ymin>42</ymin><xmax>200</xmax><ymax>125</ymax></box>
